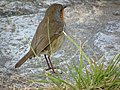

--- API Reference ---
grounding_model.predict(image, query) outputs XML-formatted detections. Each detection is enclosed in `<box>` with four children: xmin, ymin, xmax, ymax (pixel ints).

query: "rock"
<box><xmin>113</xmin><ymin>11</ymin><xmax>120</xmax><ymax>16</ymax></box>
<box><xmin>94</xmin><ymin>32</ymin><xmax>120</xmax><ymax>60</ymax></box>
<box><xmin>0</xmin><ymin>1</ymin><xmax>39</xmax><ymax>17</ymax></box>
<box><xmin>0</xmin><ymin>0</ymin><xmax>120</xmax><ymax>89</ymax></box>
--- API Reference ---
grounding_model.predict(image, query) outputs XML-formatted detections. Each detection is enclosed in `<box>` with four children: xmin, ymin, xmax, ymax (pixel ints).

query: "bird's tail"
<box><xmin>15</xmin><ymin>51</ymin><xmax>33</xmax><ymax>68</ymax></box>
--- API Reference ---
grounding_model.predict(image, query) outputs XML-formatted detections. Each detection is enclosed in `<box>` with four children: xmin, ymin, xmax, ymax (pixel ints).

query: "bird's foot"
<box><xmin>45</xmin><ymin>67</ymin><xmax>57</xmax><ymax>71</ymax></box>
<box><xmin>45</xmin><ymin>66</ymin><xmax>62</xmax><ymax>74</ymax></box>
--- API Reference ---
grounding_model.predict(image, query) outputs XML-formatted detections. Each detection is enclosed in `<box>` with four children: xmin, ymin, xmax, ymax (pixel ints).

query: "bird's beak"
<box><xmin>63</xmin><ymin>5</ymin><xmax>67</xmax><ymax>9</ymax></box>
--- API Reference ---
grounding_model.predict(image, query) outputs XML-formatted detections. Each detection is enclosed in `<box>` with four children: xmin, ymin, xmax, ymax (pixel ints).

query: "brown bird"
<box><xmin>15</xmin><ymin>3</ymin><xmax>66</xmax><ymax>73</ymax></box>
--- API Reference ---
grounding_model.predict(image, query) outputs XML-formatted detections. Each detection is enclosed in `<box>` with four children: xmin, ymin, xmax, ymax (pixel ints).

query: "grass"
<box><xmin>29</xmin><ymin>32</ymin><xmax>120</xmax><ymax>90</ymax></box>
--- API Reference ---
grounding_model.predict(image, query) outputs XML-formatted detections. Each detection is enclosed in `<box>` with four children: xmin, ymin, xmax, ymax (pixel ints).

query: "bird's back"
<box><xmin>31</xmin><ymin>16</ymin><xmax>64</xmax><ymax>56</ymax></box>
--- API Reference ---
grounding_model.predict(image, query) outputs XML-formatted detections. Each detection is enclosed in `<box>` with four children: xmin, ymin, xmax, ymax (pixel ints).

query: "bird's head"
<box><xmin>45</xmin><ymin>3</ymin><xmax>67</xmax><ymax>22</ymax></box>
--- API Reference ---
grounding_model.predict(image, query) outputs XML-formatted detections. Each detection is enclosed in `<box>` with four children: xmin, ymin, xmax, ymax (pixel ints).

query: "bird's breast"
<box><xmin>41</xmin><ymin>32</ymin><xmax>65</xmax><ymax>55</ymax></box>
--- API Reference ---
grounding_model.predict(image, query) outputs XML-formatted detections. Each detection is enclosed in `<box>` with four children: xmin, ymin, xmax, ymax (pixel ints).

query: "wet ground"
<box><xmin>0</xmin><ymin>0</ymin><xmax>120</xmax><ymax>89</ymax></box>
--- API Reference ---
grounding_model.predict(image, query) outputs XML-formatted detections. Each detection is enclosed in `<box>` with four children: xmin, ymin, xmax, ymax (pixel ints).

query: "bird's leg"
<box><xmin>44</xmin><ymin>54</ymin><xmax>55</xmax><ymax>73</ymax></box>
<box><xmin>48</xmin><ymin>56</ymin><xmax>55</xmax><ymax>73</ymax></box>
<box><xmin>44</xmin><ymin>54</ymin><xmax>51</xmax><ymax>70</ymax></box>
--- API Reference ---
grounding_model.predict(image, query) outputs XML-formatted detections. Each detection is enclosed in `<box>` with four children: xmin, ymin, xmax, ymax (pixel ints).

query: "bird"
<box><xmin>15</xmin><ymin>3</ymin><xmax>66</xmax><ymax>73</ymax></box>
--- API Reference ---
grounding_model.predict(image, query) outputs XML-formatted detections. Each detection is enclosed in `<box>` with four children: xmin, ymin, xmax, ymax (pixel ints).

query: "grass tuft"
<box><xmin>30</xmin><ymin>32</ymin><xmax>120</xmax><ymax>90</ymax></box>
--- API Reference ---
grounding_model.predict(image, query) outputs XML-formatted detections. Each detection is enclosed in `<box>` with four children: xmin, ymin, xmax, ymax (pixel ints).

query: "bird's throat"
<box><xmin>61</xmin><ymin>9</ymin><xmax>64</xmax><ymax>22</ymax></box>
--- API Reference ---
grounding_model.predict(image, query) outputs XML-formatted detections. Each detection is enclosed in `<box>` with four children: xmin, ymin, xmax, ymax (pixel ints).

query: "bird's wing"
<box><xmin>31</xmin><ymin>18</ymin><xmax>64</xmax><ymax>55</ymax></box>
<box><xmin>30</xmin><ymin>19</ymin><xmax>48</xmax><ymax>55</ymax></box>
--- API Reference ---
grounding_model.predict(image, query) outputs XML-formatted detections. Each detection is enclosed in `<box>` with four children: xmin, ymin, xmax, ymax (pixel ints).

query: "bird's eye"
<box><xmin>60</xmin><ymin>9</ymin><xmax>63</xmax><ymax>12</ymax></box>
<box><xmin>60</xmin><ymin>8</ymin><xmax>64</xmax><ymax>21</ymax></box>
